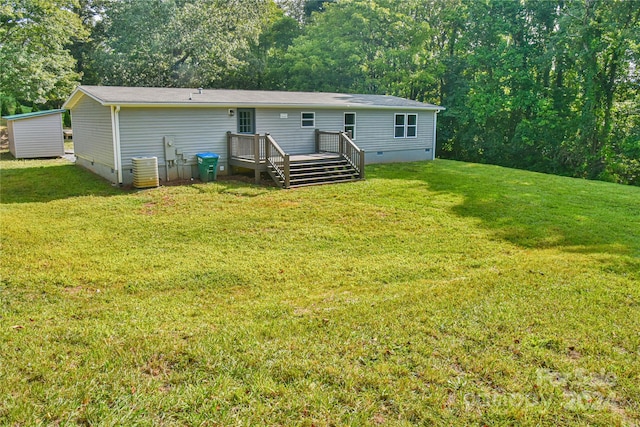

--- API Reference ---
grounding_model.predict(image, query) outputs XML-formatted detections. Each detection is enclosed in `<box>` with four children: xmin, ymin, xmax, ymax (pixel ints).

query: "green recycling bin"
<box><xmin>196</xmin><ymin>152</ymin><xmax>219</xmax><ymax>182</ymax></box>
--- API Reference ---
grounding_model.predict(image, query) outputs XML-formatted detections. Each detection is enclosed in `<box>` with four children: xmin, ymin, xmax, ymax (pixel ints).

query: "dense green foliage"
<box><xmin>0</xmin><ymin>0</ymin><xmax>86</xmax><ymax>105</ymax></box>
<box><xmin>274</xmin><ymin>0</ymin><xmax>640</xmax><ymax>184</ymax></box>
<box><xmin>2</xmin><ymin>155</ymin><xmax>639</xmax><ymax>424</ymax></box>
<box><xmin>78</xmin><ymin>0</ymin><xmax>274</xmax><ymax>87</ymax></box>
<box><xmin>1</xmin><ymin>0</ymin><xmax>638</xmax><ymax>184</ymax></box>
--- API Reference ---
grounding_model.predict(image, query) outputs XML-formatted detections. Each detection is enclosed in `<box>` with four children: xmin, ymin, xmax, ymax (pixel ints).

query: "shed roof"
<box><xmin>63</xmin><ymin>86</ymin><xmax>444</xmax><ymax>111</ymax></box>
<box><xmin>3</xmin><ymin>109</ymin><xmax>65</xmax><ymax>121</ymax></box>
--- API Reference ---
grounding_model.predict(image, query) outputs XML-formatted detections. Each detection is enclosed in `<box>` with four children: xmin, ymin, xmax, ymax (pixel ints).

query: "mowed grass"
<box><xmin>1</xmin><ymin>154</ymin><xmax>639</xmax><ymax>426</ymax></box>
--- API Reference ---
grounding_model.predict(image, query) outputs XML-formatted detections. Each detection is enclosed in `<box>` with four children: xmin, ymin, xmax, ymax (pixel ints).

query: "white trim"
<box><xmin>110</xmin><ymin>105</ymin><xmax>123</xmax><ymax>185</ymax></box>
<box><xmin>432</xmin><ymin>111</ymin><xmax>438</xmax><ymax>160</ymax></box>
<box><xmin>344</xmin><ymin>112</ymin><xmax>356</xmax><ymax>140</ymax></box>
<box><xmin>63</xmin><ymin>86</ymin><xmax>105</xmax><ymax>110</ymax></box>
<box><xmin>301</xmin><ymin>111</ymin><xmax>315</xmax><ymax>128</ymax></box>
<box><xmin>407</xmin><ymin>113</ymin><xmax>417</xmax><ymax>139</ymax></box>
<box><xmin>93</xmin><ymin>102</ymin><xmax>444</xmax><ymax>111</ymax></box>
<box><xmin>394</xmin><ymin>113</ymin><xmax>418</xmax><ymax>139</ymax></box>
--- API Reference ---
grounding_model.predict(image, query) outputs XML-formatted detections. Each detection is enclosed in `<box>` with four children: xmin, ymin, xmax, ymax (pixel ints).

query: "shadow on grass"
<box><xmin>369</xmin><ymin>160</ymin><xmax>640</xmax><ymax>257</ymax></box>
<box><xmin>1</xmin><ymin>153</ymin><xmax>124</xmax><ymax>203</ymax></box>
<box><xmin>0</xmin><ymin>152</ymin><xmax>277</xmax><ymax>204</ymax></box>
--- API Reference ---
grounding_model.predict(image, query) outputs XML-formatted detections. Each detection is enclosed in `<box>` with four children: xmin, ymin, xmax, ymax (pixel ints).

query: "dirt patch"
<box><xmin>126</xmin><ymin>173</ymin><xmax>279</xmax><ymax>189</ymax></box>
<box><xmin>216</xmin><ymin>173</ymin><xmax>279</xmax><ymax>187</ymax></box>
<box><xmin>0</xmin><ymin>126</ymin><xmax>8</xmax><ymax>149</ymax></box>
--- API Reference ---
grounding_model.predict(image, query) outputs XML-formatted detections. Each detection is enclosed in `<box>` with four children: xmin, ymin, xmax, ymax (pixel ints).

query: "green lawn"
<box><xmin>1</xmin><ymin>154</ymin><xmax>639</xmax><ymax>426</ymax></box>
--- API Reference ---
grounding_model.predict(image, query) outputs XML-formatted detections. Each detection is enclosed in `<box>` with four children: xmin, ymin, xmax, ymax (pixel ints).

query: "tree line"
<box><xmin>1</xmin><ymin>0</ymin><xmax>638</xmax><ymax>185</ymax></box>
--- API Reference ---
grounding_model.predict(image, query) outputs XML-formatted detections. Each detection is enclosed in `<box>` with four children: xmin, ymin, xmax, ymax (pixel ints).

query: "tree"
<box><xmin>553</xmin><ymin>0</ymin><xmax>640</xmax><ymax>179</ymax></box>
<box><xmin>277</xmin><ymin>0</ymin><xmax>334</xmax><ymax>23</ymax></box>
<box><xmin>433</xmin><ymin>0</ymin><xmax>640</xmax><ymax>183</ymax></box>
<box><xmin>84</xmin><ymin>0</ymin><xmax>273</xmax><ymax>88</ymax></box>
<box><xmin>277</xmin><ymin>0</ymin><xmax>437</xmax><ymax>95</ymax></box>
<box><xmin>0</xmin><ymin>0</ymin><xmax>86</xmax><ymax>104</ymax></box>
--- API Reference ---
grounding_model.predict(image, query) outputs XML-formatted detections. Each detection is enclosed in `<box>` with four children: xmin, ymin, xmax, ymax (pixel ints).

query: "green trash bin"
<box><xmin>196</xmin><ymin>152</ymin><xmax>219</xmax><ymax>182</ymax></box>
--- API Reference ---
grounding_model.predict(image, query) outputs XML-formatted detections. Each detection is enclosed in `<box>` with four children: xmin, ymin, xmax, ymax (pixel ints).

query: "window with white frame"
<box><xmin>394</xmin><ymin>113</ymin><xmax>417</xmax><ymax>138</ymax></box>
<box><xmin>344</xmin><ymin>112</ymin><xmax>356</xmax><ymax>139</ymax></box>
<box><xmin>301</xmin><ymin>112</ymin><xmax>315</xmax><ymax>128</ymax></box>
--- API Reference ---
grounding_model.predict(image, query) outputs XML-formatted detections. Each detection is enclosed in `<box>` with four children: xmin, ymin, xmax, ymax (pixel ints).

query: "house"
<box><xmin>3</xmin><ymin>109</ymin><xmax>65</xmax><ymax>159</ymax></box>
<box><xmin>62</xmin><ymin>86</ymin><xmax>444</xmax><ymax>188</ymax></box>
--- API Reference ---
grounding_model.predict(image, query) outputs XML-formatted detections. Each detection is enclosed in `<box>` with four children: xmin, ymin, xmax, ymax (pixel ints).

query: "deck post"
<box><xmin>254</xmin><ymin>133</ymin><xmax>261</xmax><ymax>184</ymax></box>
<box><xmin>359</xmin><ymin>150</ymin><xmax>366</xmax><ymax>179</ymax></box>
<box><xmin>226</xmin><ymin>131</ymin><xmax>234</xmax><ymax>175</ymax></box>
<box><xmin>315</xmin><ymin>129</ymin><xmax>320</xmax><ymax>153</ymax></box>
<box><xmin>284</xmin><ymin>154</ymin><xmax>290</xmax><ymax>189</ymax></box>
<box><xmin>265</xmin><ymin>133</ymin><xmax>271</xmax><ymax>159</ymax></box>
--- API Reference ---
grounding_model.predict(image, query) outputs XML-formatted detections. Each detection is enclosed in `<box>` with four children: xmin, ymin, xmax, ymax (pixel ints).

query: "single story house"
<box><xmin>3</xmin><ymin>109</ymin><xmax>65</xmax><ymax>159</ymax></box>
<box><xmin>63</xmin><ymin>86</ymin><xmax>444</xmax><ymax>188</ymax></box>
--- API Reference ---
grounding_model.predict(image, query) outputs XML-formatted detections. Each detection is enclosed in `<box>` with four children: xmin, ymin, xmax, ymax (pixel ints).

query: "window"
<box><xmin>237</xmin><ymin>108</ymin><xmax>255</xmax><ymax>134</ymax></box>
<box><xmin>406</xmin><ymin>114</ymin><xmax>417</xmax><ymax>137</ymax></box>
<box><xmin>395</xmin><ymin>114</ymin><xmax>405</xmax><ymax>138</ymax></box>
<box><xmin>394</xmin><ymin>113</ymin><xmax>418</xmax><ymax>138</ymax></box>
<box><xmin>301</xmin><ymin>112</ymin><xmax>315</xmax><ymax>128</ymax></box>
<box><xmin>344</xmin><ymin>113</ymin><xmax>356</xmax><ymax>139</ymax></box>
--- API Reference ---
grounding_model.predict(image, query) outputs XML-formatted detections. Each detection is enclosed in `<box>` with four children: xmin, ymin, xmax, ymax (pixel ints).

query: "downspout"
<box><xmin>110</xmin><ymin>105</ymin><xmax>123</xmax><ymax>184</ymax></box>
<box><xmin>432</xmin><ymin>110</ymin><xmax>439</xmax><ymax>161</ymax></box>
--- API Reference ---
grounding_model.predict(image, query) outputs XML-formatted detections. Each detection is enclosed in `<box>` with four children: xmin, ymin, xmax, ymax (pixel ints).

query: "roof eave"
<box><xmin>2</xmin><ymin>109</ymin><xmax>66</xmax><ymax>121</ymax></box>
<box><xmin>63</xmin><ymin>86</ymin><xmax>107</xmax><ymax>110</ymax></box>
<box><xmin>98</xmin><ymin>101</ymin><xmax>445</xmax><ymax>111</ymax></box>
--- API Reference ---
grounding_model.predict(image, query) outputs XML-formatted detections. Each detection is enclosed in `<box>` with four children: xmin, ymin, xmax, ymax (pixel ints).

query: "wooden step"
<box><xmin>290</xmin><ymin>172</ymin><xmax>358</xmax><ymax>183</ymax></box>
<box><xmin>267</xmin><ymin>155</ymin><xmax>361</xmax><ymax>189</ymax></box>
<box><xmin>289</xmin><ymin>177</ymin><xmax>359</xmax><ymax>188</ymax></box>
<box><xmin>290</xmin><ymin>168</ymin><xmax>356</xmax><ymax>177</ymax></box>
<box><xmin>290</xmin><ymin>158</ymin><xmax>347</xmax><ymax>165</ymax></box>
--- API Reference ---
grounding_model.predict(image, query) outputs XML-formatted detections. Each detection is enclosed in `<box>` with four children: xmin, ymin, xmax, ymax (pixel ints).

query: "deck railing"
<box><xmin>315</xmin><ymin>130</ymin><xmax>365</xmax><ymax>180</ymax></box>
<box><xmin>227</xmin><ymin>132</ymin><xmax>266</xmax><ymax>162</ymax></box>
<box><xmin>265</xmin><ymin>133</ymin><xmax>290</xmax><ymax>188</ymax></box>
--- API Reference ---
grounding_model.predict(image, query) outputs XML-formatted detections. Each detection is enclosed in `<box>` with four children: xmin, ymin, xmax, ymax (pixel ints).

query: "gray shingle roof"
<box><xmin>67</xmin><ymin>85</ymin><xmax>444</xmax><ymax>110</ymax></box>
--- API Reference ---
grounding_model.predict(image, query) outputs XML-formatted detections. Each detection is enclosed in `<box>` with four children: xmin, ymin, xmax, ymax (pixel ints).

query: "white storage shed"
<box><xmin>3</xmin><ymin>109</ymin><xmax>65</xmax><ymax>159</ymax></box>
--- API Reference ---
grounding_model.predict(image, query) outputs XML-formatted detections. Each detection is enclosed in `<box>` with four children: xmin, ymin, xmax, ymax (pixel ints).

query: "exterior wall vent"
<box><xmin>132</xmin><ymin>156</ymin><xmax>159</xmax><ymax>188</ymax></box>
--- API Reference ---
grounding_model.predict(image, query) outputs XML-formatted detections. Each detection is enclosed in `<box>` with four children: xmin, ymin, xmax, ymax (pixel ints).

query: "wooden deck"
<box><xmin>228</xmin><ymin>152</ymin><xmax>343</xmax><ymax>182</ymax></box>
<box><xmin>289</xmin><ymin>153</ymin><xmax>342</xmax><ymax>162</ymax></box>
<box><xmin>229</xmin><ymin>152</ymin><xmax>341</xmax><ymax>168</ymax></box>
<box><xmin>227</xmin><ymin>131</ymin><xmax>364</xmax><ymax>188</ymax></box>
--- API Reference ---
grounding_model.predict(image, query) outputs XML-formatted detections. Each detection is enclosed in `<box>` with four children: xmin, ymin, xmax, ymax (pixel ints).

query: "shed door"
<box><xmin>237</xmin><ymin>108</ymin><xmax>255</xmax><ymax>134</ymax></box>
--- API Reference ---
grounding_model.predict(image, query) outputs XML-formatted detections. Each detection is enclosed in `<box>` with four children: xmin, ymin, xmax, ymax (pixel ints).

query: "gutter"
<box><xmin>96</xmin><ymin>102</ymin><xmax>446</xmax><ymax>111</ymax></box>
<box><xmin>432</xmin><ymin>110</ymin><xmax>439</xmax><ymax>161</ymax></box>
<box><xmin>110</xmin><ymin>105</ymin><xmax>123</xmax><ymax>185</ymax></box>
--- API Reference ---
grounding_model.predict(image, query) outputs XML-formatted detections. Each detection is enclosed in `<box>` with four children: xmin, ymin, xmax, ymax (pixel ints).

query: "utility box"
<box><xmin>196</xmin><ymin>152</ymin><xmax>219</xmax><ymax>182</ymax></box>
<box><xmin>132</xmin><ymin>156</ymin><xmax>159</xmax><ymax>188</ymax></box>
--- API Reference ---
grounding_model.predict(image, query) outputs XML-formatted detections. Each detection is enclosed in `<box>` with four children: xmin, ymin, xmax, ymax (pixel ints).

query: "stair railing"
<box><xmin>315</xmin><ymin>130</ymin><xmax>365</xmax><ymax>180</ymax></box>
<box><xmin>265</xmin><ymin>133</ymin><xmax>290</xmax><ymax>188</ymax></box>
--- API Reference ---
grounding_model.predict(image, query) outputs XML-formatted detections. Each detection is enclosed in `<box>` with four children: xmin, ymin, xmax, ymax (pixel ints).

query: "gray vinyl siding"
<box><xmin>71</xmin><ymin>96</ymin><xmax>114</xmax><ymax>169</ymax></box>
<box><xmin>118</xmin><ymin>107</ymin><xmax>234</xmax><ymax>183</ymax></box>
<box><xmin>8</xmin><ymin>114</ymin><xmax>64</xmax><ymax>158</ymax></box>
<box><xmin>356</xmin><ymin>110</ymin><xmax>435</xmax><ymax>152</ymax></box>
<box><xmin>117</xmin><ymin>107</ymin><xmax>435</xmax><ymax>166</ymax></box>
<box><xmin>255</xmin><ymin>109</ymin><xmax>342</xmax><ymax>154</ymax></box>
<box><xmin>255</xmin><ymin>108</ymin><xmax>435</xmax><ymax>157</ymax></box>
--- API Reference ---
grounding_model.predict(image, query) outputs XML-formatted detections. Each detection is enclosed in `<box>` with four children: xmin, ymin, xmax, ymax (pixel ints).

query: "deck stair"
<box><xmin>228</xmin><ymin>130</ymin><xmax>365</xmax><ymax>189</ymax></box>
<box><xmin>268</xmin><ymin>154</ymin><xmax>359</xmax><ymax>188</ymax></box>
